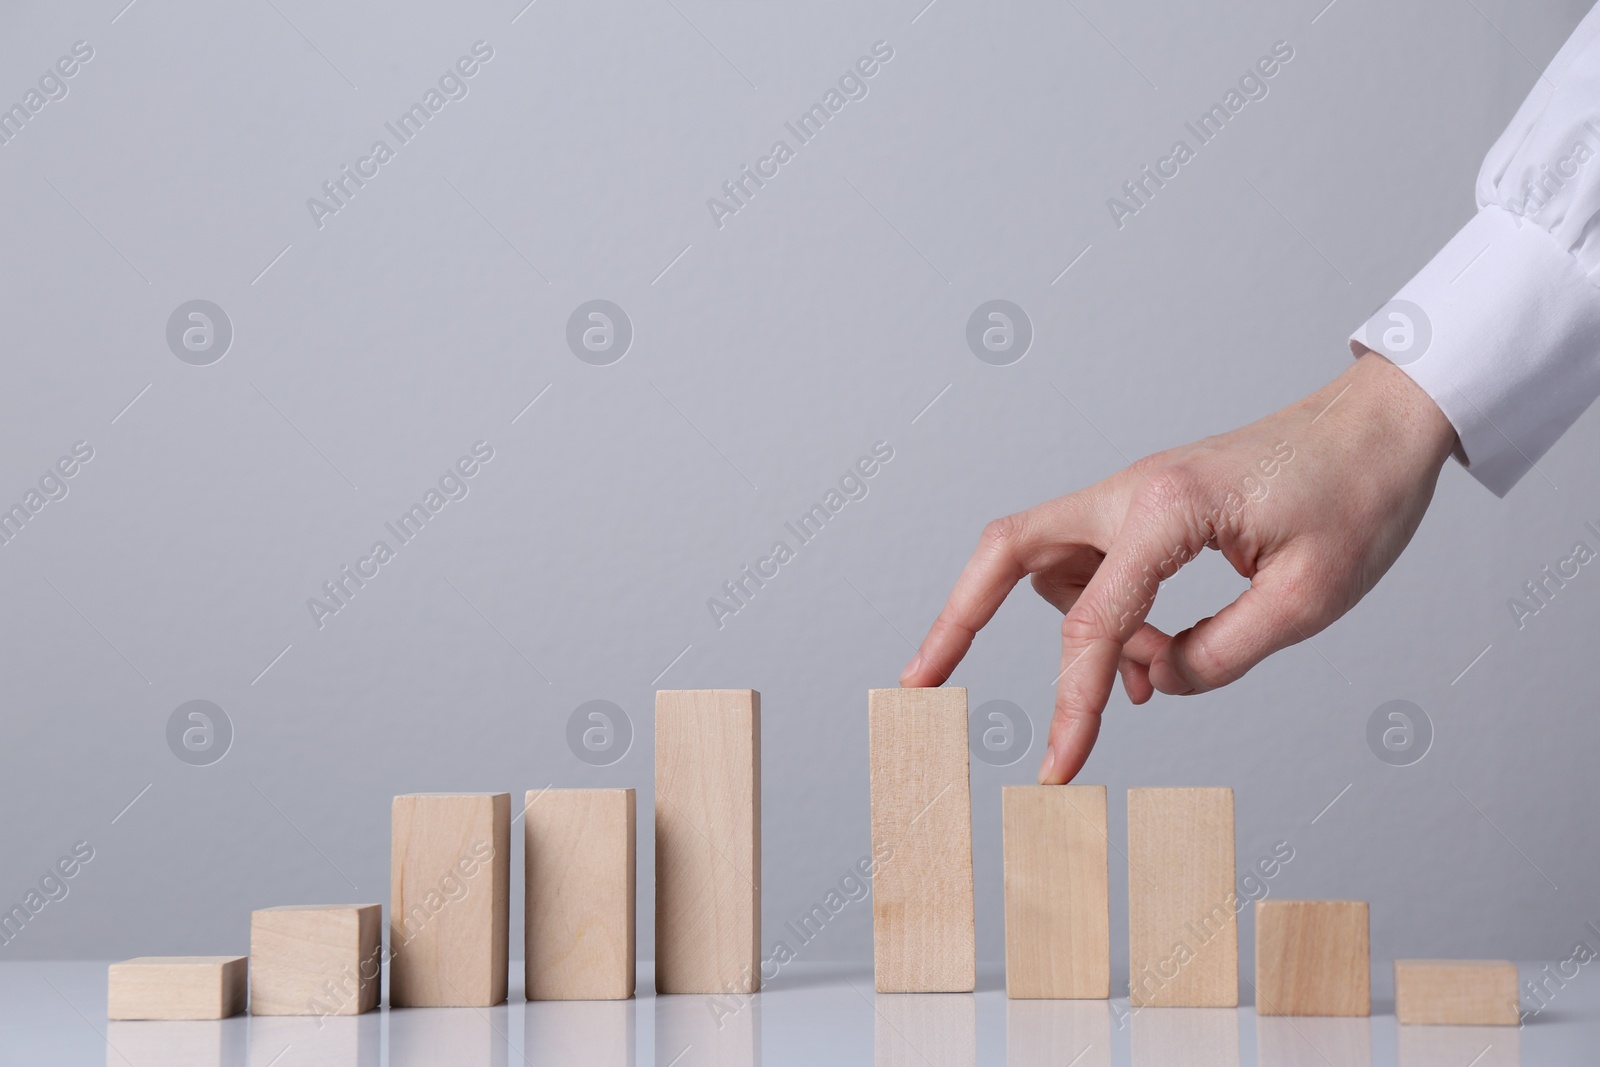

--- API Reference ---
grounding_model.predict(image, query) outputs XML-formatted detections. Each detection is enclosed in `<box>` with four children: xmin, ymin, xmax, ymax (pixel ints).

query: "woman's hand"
<box><xmin>900</xmin><ymin>351</ymin><xmax>1458</xmax><ymax>784</ymax></box>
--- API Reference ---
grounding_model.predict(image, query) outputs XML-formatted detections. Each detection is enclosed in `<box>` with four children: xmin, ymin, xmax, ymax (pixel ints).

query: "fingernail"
<box><xmin>900</xmin><ymin>652</ymin><xmax>923</xmax><ymax>684</ymax></box>
<box><xmin>1036</xmin><ymin>741</ymin><xmax>1058</xmax><ymax>785</ymax></box>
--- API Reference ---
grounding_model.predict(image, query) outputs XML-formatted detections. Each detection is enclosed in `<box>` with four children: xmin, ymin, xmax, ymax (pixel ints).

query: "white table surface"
<box><xmin>0</xmin><ymin>961</ymin><xmax>1589</xmax><ymax>1066</ymax></box>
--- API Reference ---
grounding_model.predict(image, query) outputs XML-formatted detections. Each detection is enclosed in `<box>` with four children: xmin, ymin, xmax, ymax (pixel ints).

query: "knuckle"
<box><xmin>979</xmin><ymin>514</ymin><xmax>1023</xmax><ymax>556</ymax></box>
<box><xmin>1272</xmin><ymin>565</ymin><xmax>1339</xmax><ymax>631</ymax></box>
<box><xmin>1061</xmin><ymin>604</ymin><xmax>1114</xmax><ymax>645</ymax></box>
<box><xmin>1135</xmin><ymin>466</ymin><xmax>1204</xmax><ymax>515</ymax></box>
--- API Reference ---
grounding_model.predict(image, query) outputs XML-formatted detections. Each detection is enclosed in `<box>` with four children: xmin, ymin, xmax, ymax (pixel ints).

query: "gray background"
<box><xmin>1</xmin><ymin>0</ymin><xmax>1595</xmax><ymax>994</ymax></box>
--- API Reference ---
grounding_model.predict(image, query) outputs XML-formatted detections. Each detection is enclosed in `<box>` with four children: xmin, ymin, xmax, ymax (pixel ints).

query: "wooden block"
<box><xmin>390</xmin><ymin>792</ymin><xmax>510</xmax><ymax>1007</ymax></box>
<box><xmin>868</xmin><ymin>687</ymin><xmax>976</xmax><ymax>993</ymax></box>
<box><xmin>525</xmin><ymin>787</ymin><xmax>636</xmax><ymax>1000</ymax></box>
<box><xmin>1127</xmin><ymin>787</ymin><xmax>1238</xmax><ymax>1007</ymax></box>
<box><xmin>1003</xmin><ymin>784</ymin><xmax>1110</xmax><ymax>999</ymax></box>
<box><xmin>1393</xmin><ymin>960</ymin><xmax>1519</xmax><ymax>1026</ymax></box>
<box><xmin>248</xmin><ymin>904</ymin><xmax>381</xmax><ymax>1016</ymax></box>
<box><xmin>655</xmin><ymin>689</ymin><xmax>760</xmax><ymax>995</ymax></box>
<box><xmin>1255</xmin><ymin>900</ymin><xmax>1370</xmax><ymax>1017</ymax></box>
<box><xmin>107</xmin><ymin>956</ymin><xmax>247</xmax><ymax>1020</ymax></box>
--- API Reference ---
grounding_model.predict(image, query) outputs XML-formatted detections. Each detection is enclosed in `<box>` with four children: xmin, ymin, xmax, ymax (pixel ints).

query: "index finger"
<box><xmin>1039</xmin><ymin>500</ymin><xmax>1209</xmax><ymax>783</ymax></box>
<box><xmin>899</xmin><ymin>492</ymin><xmax>1112</xmax><ymax>688</ymax></box>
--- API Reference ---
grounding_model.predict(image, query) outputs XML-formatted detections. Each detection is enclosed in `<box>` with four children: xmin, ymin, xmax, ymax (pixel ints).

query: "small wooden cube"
<box><xmin>249</xmin><ymin>904</ymin><xmax>382</xmax><ymax>1015</ymax></box>
<box><xmin>1255</xmin><ymin>900</ymin><xmax>1370</xmax><ymax>1016</ymax></box>
<box><xmin>1394</xmin><ymin>960</ymin><xmax>1519</xmax><ymax>1026</ymax></box>
<box><xmin>107</xmin><ymin>956</ymin><xmax>247</xmax><ymax>1020</ymax></box>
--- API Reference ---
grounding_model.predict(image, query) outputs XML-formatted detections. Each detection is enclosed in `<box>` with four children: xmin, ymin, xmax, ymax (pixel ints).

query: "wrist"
<box><xmin>1324</xmin><ymin>350</ymin><xmax>1458</xmax><ymax>470</ymax></box>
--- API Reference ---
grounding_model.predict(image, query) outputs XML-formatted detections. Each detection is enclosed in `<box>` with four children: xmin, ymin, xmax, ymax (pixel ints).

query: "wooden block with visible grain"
<box><xmin>655</xmin><ymin>689</ymin><xmax>760</xmax><ymax>995</ymax></box>
<box><xmin>389</xmin><ymin>791</ymin><xmax>510</xmax><ymax>1007</ymax></box>
<box><xmin>1003</xmin><ymin>785</ymin><xmax>1110</xmax><ymax>999</ymax></box>
<box><xmin>107</xmin><ymin>956</ymin><xmax>247</xmax><ymax>1020</ymax></box>
<box><xmin>868</xmin><ymin>686</ymin><xmax>975</xmax><ymax>993</ymax></box>
<box><xmin>525</xmin><ymin>787</ymin><xmax>636</xmax><ymax>1000</ymax></box>
<box><xmin>249</xmin><ymin>904</ymin><xmax>381</xmax><ymax>1016</ymax></box>
<box><xmin>1127</xmin><ymin>787</ymin><xmax>1238</xmax><ymax>1007</ymax></box>
<box><xmin>1394</xmin><ymin>960</ymin><xmax>1519</xmax><ymax>1026</ymax></box>
<box><xmin>1255</xmin><ymin>900</ymin><xmax>1370</xmax><ymax>1017</ymax></box>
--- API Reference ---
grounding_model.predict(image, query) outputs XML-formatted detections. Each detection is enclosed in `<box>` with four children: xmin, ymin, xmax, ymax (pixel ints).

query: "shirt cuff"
<box><xmin>1349</xmin><ymin>205</ymin><xmax>1600</xmax><ymax>496</ymax></box>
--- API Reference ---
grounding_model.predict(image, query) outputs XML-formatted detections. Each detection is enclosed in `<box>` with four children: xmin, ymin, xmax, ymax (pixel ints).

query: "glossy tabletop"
<box><xmin>1</xmin><ymin>961</ymin><xmax>1589</xmax><ymax>1065</ymax></box>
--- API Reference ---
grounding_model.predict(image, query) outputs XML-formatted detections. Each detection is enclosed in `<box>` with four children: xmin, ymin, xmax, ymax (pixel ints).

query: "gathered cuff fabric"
<box><xmin>1350</xmin><ymin>206</ymin><xmax>1600</xmax><ymax>496</ymax></box>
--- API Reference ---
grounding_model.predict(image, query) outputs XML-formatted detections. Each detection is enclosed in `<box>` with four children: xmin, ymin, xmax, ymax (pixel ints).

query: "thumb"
<box><xmin>1147</xmin><ymin>560</ymin><xmax>1326</xmax><ymax>695</ymax></box>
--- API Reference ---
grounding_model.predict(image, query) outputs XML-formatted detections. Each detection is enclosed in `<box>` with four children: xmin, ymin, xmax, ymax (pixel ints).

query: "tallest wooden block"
<box><xmin>868</xmin><ymin>686</ymin><xmax>975</xmax><ymax>993</ymax></box>
<box><xmin>655</xmin><ymin>689</ymin><xmax>761</xmax><ymax>994</ymax></box>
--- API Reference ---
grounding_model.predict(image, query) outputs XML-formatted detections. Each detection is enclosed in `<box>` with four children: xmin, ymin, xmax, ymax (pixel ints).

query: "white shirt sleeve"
<box><xmin>1351</xmin><ymin>4</ymin><xmax>1600</xmax><ymax>496</ymax></box>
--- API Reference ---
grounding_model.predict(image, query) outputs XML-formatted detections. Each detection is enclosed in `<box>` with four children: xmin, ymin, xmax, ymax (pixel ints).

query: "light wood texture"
<box><xmin>1006</xmin><ymin>1000</ymin><xmax>1112</xmax><ymax>1067</ymax></box>
<box><xmin>1003</xmin><ymin>784</ymin><xmax>1110</xmax><ymax>999</ymax></box>
<box><xmin>1255</xmin><ymin>900</ymin><xmax>1370</xmax><ymax>1017</ymax></box>
<box><xmin>1394</xmin><ymin>960</ymin><xmax>1520</xmax><ymax>1026</ymax></box>
<box><xmin>248</xmin><ymin>904</ymin><xmax>381</xmax><ymax>1016</ymax></box>
<box><xmin>525</xmin><ymin>787</ymin><xmax>636</xmax><ymax>1000</ymax></box>
<box><xmin>875</xmin><ymin>993</ymin><xmax>976</xmax><ymax>1067</ymax></box>
<box><xmin>1398</xmin><ymin>1023</ymin><xmax>1519</xmax><ymax>1065</ymax></box>
<box><xmin>1127</xmin><ymin>787</ymin><xmax>1238</xmax><ymax>1007</ymax></box>
<box><xmin>655</xmin><ymin>689</ymin><xmax>761</xmax><ymax>994</ymax></box>
<box><xmin>106</xmin><ymin>956</ymin><xmax>247</xmax><ymax>1020</ymax></box>
<box><xmin>868</xmin><ymin>686</ymin><xmax>976</xmax><ymax>993</ymax></box>
<box><xmin>389</xmin><ymin>792</ymin><xmax>510</xmax><ymax>1007</ymax></box>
